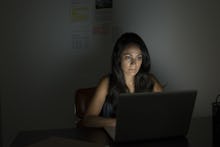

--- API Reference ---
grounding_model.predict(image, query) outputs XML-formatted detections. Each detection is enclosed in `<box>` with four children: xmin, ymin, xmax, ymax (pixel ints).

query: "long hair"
<box><xmin>105</xmin><ymin>32</ymin><xmax>154</xmax><ymax>114</ymax></box>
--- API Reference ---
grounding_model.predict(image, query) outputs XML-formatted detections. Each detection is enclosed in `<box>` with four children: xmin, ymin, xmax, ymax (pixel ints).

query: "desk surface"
<box><xmin>11</xmin><ymin>117</ymin><xmax>215</xmax><ymax>147</ymax></box>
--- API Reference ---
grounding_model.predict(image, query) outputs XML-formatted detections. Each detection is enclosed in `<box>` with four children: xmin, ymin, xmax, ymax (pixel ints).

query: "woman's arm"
<box><xmin>79</xmin><ymin>76</ymin><xmax>116</xmax><ymax>128</ymax></box>
<box><xmin>78</xmin><ymin>116</ymin><xmax>116</xmax><ymax>127</ymax></box>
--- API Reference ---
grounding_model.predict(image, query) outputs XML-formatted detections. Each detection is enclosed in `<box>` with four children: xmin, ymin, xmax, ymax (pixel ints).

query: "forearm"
<box><xmin>78</xmin><ymin>116</ymin><xmax>116</xmax><ymax>128</ymax></box>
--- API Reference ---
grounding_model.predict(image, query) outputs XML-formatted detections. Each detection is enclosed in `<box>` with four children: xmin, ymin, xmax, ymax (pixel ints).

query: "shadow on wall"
<box><xmin>71</xmin><ymin>47</ymin><xmax>111</xmax><ymax>89</ymax></box>
<box><xmin>0</xmin><ymin>92</ymin><xmax>2</xmax><ymax>147</ymax></box>
<box><xmin>70</xmin><ymin>34</ymin><xmax>113</xmax><ymax>117</ymax></box>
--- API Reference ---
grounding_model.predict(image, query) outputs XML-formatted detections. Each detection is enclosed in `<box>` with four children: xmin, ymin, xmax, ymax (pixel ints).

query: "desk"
<box><xmin>11</xmin><ymin>117</ymin><xmax>216</xmax><ymax>147</ymax></box>
<box><xmin>11</xmin><ymin>128</ymin><xmax>111</xmax><ymax>147</ymax></box>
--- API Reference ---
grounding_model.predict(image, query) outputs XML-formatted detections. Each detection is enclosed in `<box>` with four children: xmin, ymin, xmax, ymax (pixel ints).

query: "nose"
<box><xmin>130</xmin><ymin>58</ymin><xmax>137</xmax><ymax>65</ymax></box>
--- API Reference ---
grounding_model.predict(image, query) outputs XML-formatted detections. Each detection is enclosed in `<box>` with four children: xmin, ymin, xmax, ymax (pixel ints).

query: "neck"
<box><xmin>124</xmin><ymin>75</ymin><xmax>135</xmax><ymax>92</ymax></box>
<box><xmin>124</xmin><ymin>75</ymin><xmax>134</xmax><ymax>84</ymax></box>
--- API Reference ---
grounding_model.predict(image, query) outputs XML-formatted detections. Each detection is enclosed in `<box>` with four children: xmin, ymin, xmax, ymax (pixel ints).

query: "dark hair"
<box><xmin>103</xmin><ymin>32</ymin><xmax>154</xmax><ymax>117</ymax></box>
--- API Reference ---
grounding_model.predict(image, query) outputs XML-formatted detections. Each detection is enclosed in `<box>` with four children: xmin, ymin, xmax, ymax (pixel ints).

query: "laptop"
<box><xmin>104</xmin><ymin>90</ymin><xmax>197</xmax><ymax>143</ymax></box>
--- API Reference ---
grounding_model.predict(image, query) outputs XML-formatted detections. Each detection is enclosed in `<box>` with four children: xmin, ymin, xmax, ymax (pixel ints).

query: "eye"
<box><xmin>124</xmin><ymin>55</ymin><xmax>131</xmax><ymax>60</ymax></box>
<box><xmin>137</xmin><ymin>55</ymin><xmax>143</xmax><ymax>61</ymax></box>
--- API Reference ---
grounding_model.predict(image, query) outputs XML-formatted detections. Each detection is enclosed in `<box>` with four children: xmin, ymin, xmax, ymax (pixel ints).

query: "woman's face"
<box><xmin>120</xmin><ymin>45</ymin><xmax>143</xmax><ymax>77</ymax></box>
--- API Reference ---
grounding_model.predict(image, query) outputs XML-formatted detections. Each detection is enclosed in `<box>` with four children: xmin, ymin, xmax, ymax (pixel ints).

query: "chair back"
<box><xmin>75</xmin><ymin>87</ymin><xmax>96</xmax><ymax>118</ymax></box>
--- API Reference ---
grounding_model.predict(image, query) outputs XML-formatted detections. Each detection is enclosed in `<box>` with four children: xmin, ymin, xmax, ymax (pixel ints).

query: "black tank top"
<box><xmin>100</xmin><ymin>99</ymin><xmax>116</xmax><ymax>118</ymax></box>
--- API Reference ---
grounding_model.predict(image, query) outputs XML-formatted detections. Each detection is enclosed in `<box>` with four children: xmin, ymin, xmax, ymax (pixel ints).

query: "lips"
<box><xmin>128</xmin><ymin>69</ymin><xmax>136</xmax><ymax>72</ymax></box>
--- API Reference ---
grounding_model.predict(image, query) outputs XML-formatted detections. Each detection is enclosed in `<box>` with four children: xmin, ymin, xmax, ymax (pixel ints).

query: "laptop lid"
<box><xmin>113</xmin><ymin>90</ymin><xmax>197</xmax><ymax>142</ymax></box>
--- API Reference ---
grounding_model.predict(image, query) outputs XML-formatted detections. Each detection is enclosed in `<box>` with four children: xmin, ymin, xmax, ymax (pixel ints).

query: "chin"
<box><xmin>128</xmin><ymin>72</ymin><xmax>138</xmax><ymax>76</ymax></box>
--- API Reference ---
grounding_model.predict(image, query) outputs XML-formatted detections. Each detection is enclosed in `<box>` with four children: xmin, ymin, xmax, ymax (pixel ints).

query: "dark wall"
<box><xmin>1</xmin><ymin>0</ymin><xmax>112</xmax><ymax>146</ymax></box>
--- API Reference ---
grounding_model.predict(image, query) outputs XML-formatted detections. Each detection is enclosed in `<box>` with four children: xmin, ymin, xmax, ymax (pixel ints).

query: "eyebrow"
<box><xmin>122</xmin><ymin>53</ymin><xmax>142</xmax><ymax>56</ymax></box>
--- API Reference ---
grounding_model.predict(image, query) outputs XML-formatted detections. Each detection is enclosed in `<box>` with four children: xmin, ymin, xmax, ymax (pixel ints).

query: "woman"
<box><xmin>79</xmin><ymin>32</ymin><xmax>163</xmax><ymax>127</ymax></box>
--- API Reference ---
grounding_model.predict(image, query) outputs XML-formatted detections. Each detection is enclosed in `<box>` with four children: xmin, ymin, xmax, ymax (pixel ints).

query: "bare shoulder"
<box><xmin>95</xmin><ymin>75</ymin><xmax>110</xmax><ymax>98</ymax></box>
<box><xmin>148</xmin><ymin>73</ymin><xmax>159</xmax><ymax>83</ymax></box>
<box><xmin>97</xmin><ymin>75</ymin><xmax>109</xmax><ymax>89</ymax></box>
<box><xmin>148</xmin><ymin>73</ymin><xmax>164</xmax><ymax>92</ymax></box>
